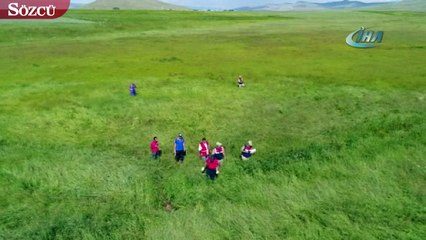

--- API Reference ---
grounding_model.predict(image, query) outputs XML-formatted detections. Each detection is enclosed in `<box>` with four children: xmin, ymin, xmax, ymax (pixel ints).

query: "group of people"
<box><xmin>149</xmin><ymin>133</ymin><xmax>257</xmax><ymax>180</ymax></box>
<box><xmin>141</xmin><ymin>74</ymin><xmax>251</xmax><ymax>181</ymax></box>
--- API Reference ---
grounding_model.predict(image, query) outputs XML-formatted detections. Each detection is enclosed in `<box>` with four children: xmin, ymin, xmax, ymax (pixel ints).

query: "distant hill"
<box><xmin>319</xmin><ymin>0</ymin><xmax>388</xmax><ymax>9</ymax></box>
<box><xmin>235</xmin><ymin>0</ymin><xmax>389</xmax><ymax>12</ymax></box>
<box><xmin>369</xmin><ymin>0</ymin><xmax>426</xmax><ymax>11</ymax></box>
<box><xmin>236</xmin><ymin>2</ymin><xmax>324</xmax><ymax>12</ymax></box>
<box><xmin>82</xmin><ymin>0</ymin><xmax>188</xmax><ymax>10</ymax></box>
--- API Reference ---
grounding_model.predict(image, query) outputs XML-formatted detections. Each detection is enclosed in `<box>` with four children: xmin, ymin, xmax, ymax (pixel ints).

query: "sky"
<box><xmin>71</xmin><ymin>0</ymin><xmax>401</xmax><ymax>9</ymax></box>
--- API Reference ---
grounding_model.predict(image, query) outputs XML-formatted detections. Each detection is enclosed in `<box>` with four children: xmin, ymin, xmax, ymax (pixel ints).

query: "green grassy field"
<box><xmin>0</xmin><ymin>10</ymin><xmax>425</xmax><ymax>239</ymax></box>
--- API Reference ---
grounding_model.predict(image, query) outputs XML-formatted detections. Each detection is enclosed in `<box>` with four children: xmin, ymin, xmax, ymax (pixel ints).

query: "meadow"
<box><xmin>0</xmin><ymin>10</ymin><xmax>425</xmax><ymax>239</ymax></box>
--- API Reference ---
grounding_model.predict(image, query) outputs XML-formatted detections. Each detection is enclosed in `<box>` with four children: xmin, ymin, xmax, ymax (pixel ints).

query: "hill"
<box><xmin>319</xmin><ymin>0</ymin><xmax>388</xmax><ymax>9</ymax></box>
<box><xmin>235</xmin><ymin>1</ymin><xmax>389</xmax><ymax>11</ymax></box>
<box><xmin>83</xmin><ymin>0</ymin><xmax>188</xmax><ymax>10</ymax></box>
<box><xmin>369</xmin><ymin>0</ymin><xmax>426</xmax><ymax>11</ymax></box>
<box><xmin>236</xmin><ymin>2</ymin><xmax>325</xmax><ymax>11</ymax></box>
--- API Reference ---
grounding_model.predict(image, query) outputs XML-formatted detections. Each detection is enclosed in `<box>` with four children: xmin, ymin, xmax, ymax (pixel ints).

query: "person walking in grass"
<box><xmin>173</xmin><ymin>133</ymin><xmax>186</xmax><ymax>164</ymax></box>
<box><xmin>150</xmin><ymin>136</ymin><xmax>161</xmax><ymax>160</ymax></box>
<box><xmin>237</xmin><ymin>75</ymin><xmax>245</xmax><ymax>88</ymax></box>
<box><xmin>213</xmin><ymin>142</ymin><xmax>225</xmax><ymax>164</ymax></box>
<box><xmin>202</xmin><ymin>154</ymin><xmax>220</xmax><ymax>181</ymax></box>
<box><xmin>129</xmin><ymin>83</ymin><xmax>137</xmax><ymax>96</ymax></box>
<box><xmin>198</xmin><ymin>137</ymin><xmax>210</xmax><ymax>161</ymax></box>
<box><xmin>241</xmin><ymin>140</ymin><xmax>256</xmax><ymax>160</ymax></box>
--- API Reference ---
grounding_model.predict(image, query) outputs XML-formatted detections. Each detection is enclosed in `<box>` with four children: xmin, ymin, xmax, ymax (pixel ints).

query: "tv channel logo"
<box><xmin>0</xmin><ymin>0</ymin><xmax>70</xmax><ymax>19</ymax></box>
<box><xmin>346</xmin><ymin>27</ymin><xmax>384</xmax><ymax>48</ymax></box>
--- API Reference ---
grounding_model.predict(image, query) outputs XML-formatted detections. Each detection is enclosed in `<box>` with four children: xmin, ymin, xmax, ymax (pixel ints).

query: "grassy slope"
<box><xmin>83</xmin><ymin>0</ymin><xmax>188</xmax><ymax>10</ymax></box>
<box><xmin>0</xmin><ymin>10</ymin><xmax>425</xmax><ymax>239</ymax></box>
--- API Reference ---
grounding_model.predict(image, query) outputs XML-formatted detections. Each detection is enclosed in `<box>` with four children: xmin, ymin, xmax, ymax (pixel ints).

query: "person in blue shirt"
<box><xmin>129</xmin><ymin>83</ymin><xmax>137</xmax><ymax>96</ymax></box>
<box><xmin>173</xmin><ymin>133</ymin><xmax>186</xmax><ymax>163</ymax></box>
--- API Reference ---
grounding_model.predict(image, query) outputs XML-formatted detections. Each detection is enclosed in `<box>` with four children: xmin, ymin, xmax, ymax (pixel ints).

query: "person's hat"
<box><xmin>216</xmin><ymin>142</ymin><xmax>222</xmax><ymax>146</ymax></box>
<box><xmin>248</xmin><ymin>140</ymin><xmax>252</xmax><ymax>146</ymax></box>
<box><xmin>178</xmin><ymin>133</ymin><xmax>183</xmax><ymax>137</ymax></box>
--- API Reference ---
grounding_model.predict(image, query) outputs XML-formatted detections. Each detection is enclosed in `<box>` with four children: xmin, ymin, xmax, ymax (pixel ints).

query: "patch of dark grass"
<box><xmin>20</xmin><ymin>179</ymin><xmax>40</xmax><ymax>194</ymax></box>
<box><xmin>156</xmin><ymin>56</ymin><xmax>183</xmax><ymax>63</ymax></box>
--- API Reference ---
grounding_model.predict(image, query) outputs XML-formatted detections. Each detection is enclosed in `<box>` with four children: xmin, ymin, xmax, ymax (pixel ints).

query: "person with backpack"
<box><xmin>150</xmin><ymin>136</ymin><xmax>161</xmax><ymax>160</ymax></box>
<box><xmin>198</xmin><ymin>137</ymin><xmax>210</xmax><ymax>161</ymax></box>
<box><xmin>241</xmin><ymin>140</ymin><xmax>256</xmax><ymax>160</ymax></box>
<box><xmin>202</xmin><ymin>155</ymin><xmax>220</xmax><ymax>180</ymax></box>
<box><xmin>213</xmin><ymin>142</ymin><xmax>225</xmax><ymax>164</ymax></box>
<box><xmin>173</xmin><ymin>133</ymin><xmax>186</xmax><ymax>164</ymax></box>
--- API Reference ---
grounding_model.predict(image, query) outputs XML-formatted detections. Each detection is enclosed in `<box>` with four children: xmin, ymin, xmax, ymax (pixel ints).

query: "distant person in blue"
<box><xmin>129</xmin><ymin>83</ymin><xmax>137</xmax><ymax>96</ymax></box>
<box><xmin>173</xmin><ymin>133</ymin><xmax>186</xmax><ymax>164</ymax></box>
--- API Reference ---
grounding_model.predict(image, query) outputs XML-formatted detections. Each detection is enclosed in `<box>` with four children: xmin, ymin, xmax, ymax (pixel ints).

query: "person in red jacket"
<box><xmin>198</xmin><ymin>137</ymin><xmax>210</xmax><ymax>161</ymax></box>
<box><xmin>150</xmin><ymin>136</ymin><xmax>161</xmax><ymax>160</ymax></box>
<box><xmin>202</xmin><ymin>155</ymin><xmax>220</xmax><ymax>180</ymax></box>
